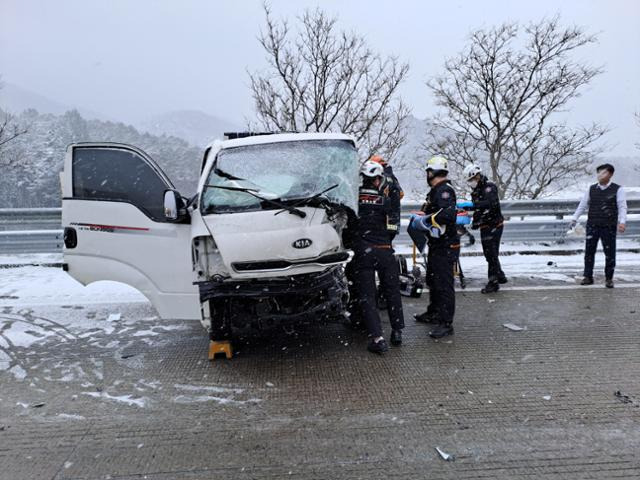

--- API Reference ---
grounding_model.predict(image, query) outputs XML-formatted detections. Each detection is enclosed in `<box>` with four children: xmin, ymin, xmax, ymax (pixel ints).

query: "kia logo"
<box><xmin>292</xmin><ymin>238</ymin><xmax>313</xmax><ymax>249</ymax></box>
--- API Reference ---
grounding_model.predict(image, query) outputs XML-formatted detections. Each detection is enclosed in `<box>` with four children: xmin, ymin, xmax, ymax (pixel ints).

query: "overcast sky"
<box><xmin>1</xmin><ymin>0</ymin><xmax>639</xmax><ymax>155</ymax></box>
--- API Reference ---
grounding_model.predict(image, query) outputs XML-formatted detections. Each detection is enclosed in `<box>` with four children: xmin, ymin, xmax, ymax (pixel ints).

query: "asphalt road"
<box><xmin>1</xmin><ymin>286</ymin><xmax>640</xmax><ymax>479</ymax></box>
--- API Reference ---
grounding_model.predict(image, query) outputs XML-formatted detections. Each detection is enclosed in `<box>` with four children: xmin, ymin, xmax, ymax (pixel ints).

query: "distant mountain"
<box><xmin>138</xmin><ymin>110</ymin><xmax>242</xmax><ymax>147</ymax></box>
<box><xmin>0</xmin><ymin>82</ymin><xmax>110</xmax><ymax>121</ymax></box>
<box><xmin>0</xmin><ymin>109</ymin><xmax>202</xmax><ymax>207</ymax></box>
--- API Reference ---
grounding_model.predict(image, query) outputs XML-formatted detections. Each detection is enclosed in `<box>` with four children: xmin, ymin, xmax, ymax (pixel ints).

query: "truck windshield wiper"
<box><xmin>213</xmin><ymin>167</ymin><xmax>244</xmax><ymax>181</ymax></box>
<box><xmin>274</xmin><ymin>184</ymin><xmax>340</xmax><ymax>216</ymax></box>
<box><xmin>204</xmin><ymin>185</ymin><xmax>307</xmax><ymax>218</ymax></box>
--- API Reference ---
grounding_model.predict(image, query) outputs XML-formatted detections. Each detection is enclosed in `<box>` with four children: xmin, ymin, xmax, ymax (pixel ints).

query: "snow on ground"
<box><xmin>81</xmin><ymin>391</ymin><xmax>150</xmax><ymax>408</ymax></box>
<box><xmin>172</xmin><ymin>383</ymin><xmax>260</xmax><ymax>406</ymax></box>
<box><xmin>452</xmin><ymin>251</ymin><xmax>640</xmax><ymax>284</ymax></box>
<box><xmin>0</xmin><ymin>259</ymin><xmax>147</xmax><ymax>306</ymax></box>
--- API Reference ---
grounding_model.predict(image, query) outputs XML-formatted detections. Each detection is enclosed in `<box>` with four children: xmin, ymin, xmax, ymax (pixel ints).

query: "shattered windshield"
<box><xmin>201</xmin><ymin>139</ymin><xmax>359</xmax><ymax>214</ymax></box>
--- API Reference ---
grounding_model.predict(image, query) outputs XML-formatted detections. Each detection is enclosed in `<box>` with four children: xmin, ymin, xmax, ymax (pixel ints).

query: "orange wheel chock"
<box><xmin>208</xmin><ymin>340</ymin><xmax>233</xmax><ymax>360</ymax></box>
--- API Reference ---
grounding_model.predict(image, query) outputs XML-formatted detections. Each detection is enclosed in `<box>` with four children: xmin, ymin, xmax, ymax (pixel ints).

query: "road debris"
<box><xmin>542</xmin><ymin>395</ymin><xmax>551</xmax><ymax>401</ymax></box>
<box><xmin>435</xmin><ymin>446</ymin><xmax>455</xmax><ymax>462</ymax></box>
<box><xmin>614</xmin><ymin>390</ymin><xmax>633</xmax><ymax>404</ymax></box>
<box><xmin>503</xmin><ymin>323</ymin><xmax>524</xmax><ymax>331</ymax></box>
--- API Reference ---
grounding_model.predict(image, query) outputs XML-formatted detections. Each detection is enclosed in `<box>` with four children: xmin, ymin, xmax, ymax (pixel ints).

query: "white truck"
<box><xmin>61</xmin><ymin>133</ymin><xmax>360</xmax><ymax>352</ymax></box>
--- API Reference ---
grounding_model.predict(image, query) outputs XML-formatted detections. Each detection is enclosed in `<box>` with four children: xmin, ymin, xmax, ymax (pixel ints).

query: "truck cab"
<box><xmin>61</xmin><ymin>133</ymin><xmax>359</xmax><ymax>343</ymax></box>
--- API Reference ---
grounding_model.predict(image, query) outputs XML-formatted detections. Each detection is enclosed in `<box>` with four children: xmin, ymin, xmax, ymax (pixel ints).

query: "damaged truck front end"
<box><xmin>192</xmin><ymin>134</ymin><xmax>359</xmax><ymax>338</ymax></box>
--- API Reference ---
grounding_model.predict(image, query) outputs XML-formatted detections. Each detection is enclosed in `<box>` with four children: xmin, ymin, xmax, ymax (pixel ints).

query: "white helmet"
<box><xmin>360</xmin><ymin>160</ymin><xmax>384</xmax><ymax>178</ymax></box>
<box><xmin>463</xmin><ymin>163</ymin><xmax>482</xmax><ymax>181</ymax></box>
<box><xmin>425</xmin><ymin>155</ymin><xmax>449</xmax><ymax>173</ymax></box>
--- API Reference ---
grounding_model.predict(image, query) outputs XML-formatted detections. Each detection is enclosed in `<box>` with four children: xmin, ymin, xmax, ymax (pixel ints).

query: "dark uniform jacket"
<box><xmin>470</xmin><ymin>176</ymin><xmax>503</xmax><ymax>229</ymax></box>
<box><xmin>421</xmin><ymin>180</ymin><xmax>458</xmax><ymax>248</ymax></box>
<box><xmin>355</xmin><ymin>182</ymin><xmax>397</xmax><ymax>250</ymax></box>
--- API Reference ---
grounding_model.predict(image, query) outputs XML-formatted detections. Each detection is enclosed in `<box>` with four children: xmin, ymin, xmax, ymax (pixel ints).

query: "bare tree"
<box><xmin>249</xmin><ymin>5</ymin><xmax>410</xmax><ymax>163</ymax></box>
<box><xmin>0</xmin><ymin>111</ymin><xmax>27</xmax><ymax>153</ymax></box>
<box><xmin>425</xmin><ymin>17</ymin><xmax>608</xmax><ymax>199</ymax></box>
<box><xmin>0</xmin><ymin>79</ymin><xmax>28</xmax><ymax>165</ymax></box>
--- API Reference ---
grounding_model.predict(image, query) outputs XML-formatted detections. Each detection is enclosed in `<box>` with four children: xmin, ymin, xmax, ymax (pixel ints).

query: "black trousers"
<box><xmin>353</xmin><ymin>247</ymin><xmax>405</xmax><ymax>338</ymax></box>
<box><xmin>426</xmin><ymin>246</ymin><xmax>457</xmax><ymax>326</ymax></box>
<box><xmin>480</xmin><ymin>224</ymin><xmax>504</xmax><ymax>283</ymax></box>
<box><xmin>584</xmin><ymin>223</ymin><xmax>617</xmax><ymax>280</ymax></box>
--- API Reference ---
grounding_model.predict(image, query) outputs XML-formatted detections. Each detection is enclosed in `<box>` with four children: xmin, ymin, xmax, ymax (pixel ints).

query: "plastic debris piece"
<box><xmin>543</xmin><ymin>395</ymin><xmax>551</xmax><ymax>401</ymax></box>
<box><xmin>614</xmin><ymin>390</ymin><xmax>633</xmax><ymax>404</ymax></box>
<box><xmin>435</xmin><ymin>446</ymin><xmax>455</xmax><ymax>462</ymax></box>
<box><xmin>107</xmin><ymin>313</ymin><xmax>121</xmax><ymax>322</ymax></box>
<box><xmin>266</xmin><ymin>382</ymin><xmax>275</xmax><ymax>388</ymax></box>
<box><xmin>503</xmin><ymin>323</ymin><xmax>524</xmax><ymax>331</ymax></box>
<box><xmin>487</xmin><ymin>299</ymin><xmax>496</xmax><ymax>303</ymax></box>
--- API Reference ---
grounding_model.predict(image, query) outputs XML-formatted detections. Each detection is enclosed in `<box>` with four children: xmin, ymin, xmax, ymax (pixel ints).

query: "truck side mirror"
<box><xmin>164</xmin><ymin>190</ymin><xmax>180</xmax><ymax>220</ymax></box>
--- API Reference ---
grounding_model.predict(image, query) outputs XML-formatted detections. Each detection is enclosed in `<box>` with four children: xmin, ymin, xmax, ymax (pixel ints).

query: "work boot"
<box><xmin>390</xmin><ymin>329</ymin><xmax>403</xmax><ymax>346</ymax></box>
<box><xmin>498</xmin><ymin>274</ymin><xmax>508</xmax><ymax>284</ymax></box>
<box><xmin>414</xmin><ymin>311</ymin><xmax>438</xmax><ymax>324</ymax></box>
<box><xmin>580</xmin><ymin>276</ymin><xmax>594</xmax><ymax>286</ymax></box>
<box><xmin>481</xmin><ymin>281</ymin><xmax>499</xmax><ymax>294</ymax></box>
<box><xmin>367</xmin><ymin>338</ymin><xmax>389</xmax><ymax>354</ymax></box>
<box><xmin>605</xmin><ymin>278</ymin><xmax>614</xmax><ymax>288</ymax></box>
<box><xmin>429</xmin><ymin>323</ymin><xmax>454</xmax><ymax>339</ymax></box>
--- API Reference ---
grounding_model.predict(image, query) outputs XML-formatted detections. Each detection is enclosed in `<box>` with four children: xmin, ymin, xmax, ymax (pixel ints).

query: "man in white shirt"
<box><xmin>570</xmin><ymin>163</ymin><xmax>627</xmax><ymax>288</ymax></box>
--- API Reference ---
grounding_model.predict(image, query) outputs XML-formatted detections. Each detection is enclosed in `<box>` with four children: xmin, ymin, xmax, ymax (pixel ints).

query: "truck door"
<box><xmin>61</xmin><ymin>143</ymin><xmax>199</xmax><ymax>320</ymax></box>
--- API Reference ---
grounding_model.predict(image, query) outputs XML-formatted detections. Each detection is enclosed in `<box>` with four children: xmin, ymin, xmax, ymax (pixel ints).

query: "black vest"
<box><xmin>356</xmin><ymin>186</ymin><xmax>393</xmax><ymax>248</ymax></box>
<box><xmin>588</xmin><ymin>183</ymin><xmax>619</xmax><ymax>226</ymax></box>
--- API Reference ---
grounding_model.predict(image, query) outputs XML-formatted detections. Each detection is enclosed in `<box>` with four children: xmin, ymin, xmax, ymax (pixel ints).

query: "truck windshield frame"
<box><xmin>201</xmin><ymin>139</ymin><xmax>359</xmax><ymax>215</ymax></box>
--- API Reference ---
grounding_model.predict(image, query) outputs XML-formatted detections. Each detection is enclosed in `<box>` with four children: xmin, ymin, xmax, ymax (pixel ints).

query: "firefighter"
<box><xmin>410</xmin><ymin>156</ymin><xmax>458</xmax><ymax>339</ymax></box>
<box><xmin>352</xmin><ymin>160</ymin><xmax>405</xmax><ymax>354</ymax></box>
<box><xmin>463</xmin><ymin>163</ymin><xmax>507</xmax><ymax>293</ymax></box>
<box><xmin>369</xmin><ymin>155</ymin><xmax>403</xmax><ymax>307</ymax></box>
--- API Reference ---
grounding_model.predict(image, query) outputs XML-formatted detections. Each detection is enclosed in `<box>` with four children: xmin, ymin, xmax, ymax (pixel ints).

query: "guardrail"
<box><xmin>397</xmin><ymin>199</ymin><xmax>640</xmax><ymax>245</ymax></box>
<box><xmin>0</xmin><ymin>230</ymin><xmax>64</xmax><ymax>254</ymax></box>
<box><xmin>1</xmin><ymin>200</ymin><xmax>639</xmax><ymax>254</ymax></box>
